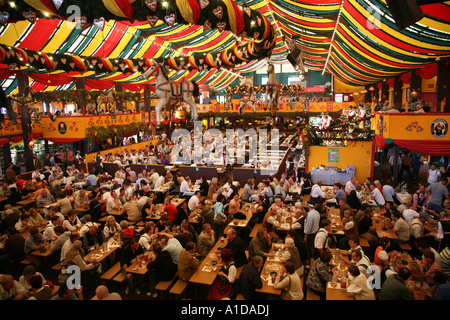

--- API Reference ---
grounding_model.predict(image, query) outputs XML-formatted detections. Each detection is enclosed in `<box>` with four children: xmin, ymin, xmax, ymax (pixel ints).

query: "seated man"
<box><xmin>248</xmin><ymin>227</ymin><xmax>272</xmax><ymax>261</ymax></box>
<box><xmin>225</xmin><ymin>228</ymin><xmax>247</xmax><ymax>267</ymax></box>
<box><xmin>177</xmin><ymin>241</ymin><xmax>201</xmax><ymax>282</ymax></box>
<box><xmin>239</xmin><ymin>255</ymin><xmax>264</xmax><ymax>300</ymax></box>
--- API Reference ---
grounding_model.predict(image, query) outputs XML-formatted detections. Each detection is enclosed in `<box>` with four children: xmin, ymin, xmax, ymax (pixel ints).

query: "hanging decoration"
<box><xmin>0</xmin><ymin>0</ymin><xmax>276</xmax><ymax>73</ymax></box>
<box><xmin>86</xmin><ymin>122</ymin><xmax>149</xmax><ymax>142</ymax></box>
<box><xmin>224</xmin><ymin>84</ymin><xmax>304</xmax><ymax>95</ymax></box>
<box><xmin>32</xmin><ymin>89</ymin><xmax>141</xmax><ymax>108</ymax></box>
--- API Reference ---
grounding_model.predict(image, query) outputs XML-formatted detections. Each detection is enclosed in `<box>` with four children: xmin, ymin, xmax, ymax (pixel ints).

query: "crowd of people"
<box><xmin>0</xmin><ymin>132</ymin><xmax>449</xmax><ymax>301</ymax></box>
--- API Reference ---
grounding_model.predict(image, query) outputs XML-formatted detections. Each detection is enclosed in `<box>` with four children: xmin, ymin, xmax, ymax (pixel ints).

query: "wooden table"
<box><xmin>328</xmin><ymin>208</ymin><xmax>345</xmax><ymax>236</ymax></box>
<box><xmin>17</xmin><ymin>198</ymin><xmax>36</xmax><ymax>208</ymax></box>
<box><xmin>255</xmin><ymin>244</ymin><xmax>283</xmax><ymax>296</ymax></box>
<box><xmin>372</xmin><ymin>213</ymin><xmax>398</xmax><ymax>239</ymax></box>
<box><xmin>108</xmin><ymin>207</ymin><xmax>124</xmax><ymax>216</ymax></box>
<box><xmin>225</xmin><ymin>203</ymin><xmax>253</xmax><ymax>231</ymax></box>
<box><xmin>171</xmin><ymin>198</ymin><xmax>185</xmax><ymax>207</ymax></box>
<box><xmin>189</xmin><ymin>238</ymin><xmax>228</xmax><ymax>286</ymax></box>
<box><xmin>389</xmin><ymin>251</ymin><xmax>431</xmax><ymax>300</ymax></box>
<box><xmin>326</xmin><ymin>248</ymin><xmax>353</xmax><ymax>300</ymax></box>
<box><xmin>126</xmin><ymin>259</ymin><xmax>149</xmax><ymax>275</ymax></box>
<box><xmin>31</xmin><ymin>243</ymin><xmax>53</xmax><ymax>257</ymax></box>
<box><xmin>84</xmin><ymin>236</ymin><xmax>122</xmax><ymax>264</ymax></box>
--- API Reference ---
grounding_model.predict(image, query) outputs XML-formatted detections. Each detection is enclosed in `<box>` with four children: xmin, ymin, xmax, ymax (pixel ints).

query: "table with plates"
<box><xmin>328</xmin><ymin>209</ymin><xmax>345</xmax><ymax>236</ymax></box>
<box><xmin>389</xmin><ymin>251</ymin><xmax>431</xmax><ymax>300</ymax></box>
<box><xmin>125</xmin><ymin>253</ymin><xmax>155</xmax><ymax>275</ymax></box>
<box><xmin>255</xmin><ymin>243</ymin><xmax>283</xmax><ymax>296</ymax></box>
<box><xmin>396</xmin><ymin>191</ymin><xmax>412</xmax><ymax>204</ymax></box>
<box><xmin>189</xmin><ymin>237</ymin><xmax>228</xmax><ymax>287</ymax></box>
<box><xmin>326</xmin><ymin>249</ymin><xmax>353</xmax><ymax>300</ymax></box>
<box><xmin>84</xmin><ymin>236</ymin><xmax>123</xmax><ymax>264</ymax></box>
<box><xmin>225</xmin><ymin>203</ymin><xmax>253</xmax><ymax>230</ymax></box>
<box><xmin>372</xmin><ymin>212</ymin><xmax>398</xmax><ymax>239</ymax></box>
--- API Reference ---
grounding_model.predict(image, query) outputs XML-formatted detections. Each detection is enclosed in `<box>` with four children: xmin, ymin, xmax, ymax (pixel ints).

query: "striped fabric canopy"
<box><xmin>0</xmin><ymin>0</ymin><xmax>449</xmax><ymax>93</ymax></box>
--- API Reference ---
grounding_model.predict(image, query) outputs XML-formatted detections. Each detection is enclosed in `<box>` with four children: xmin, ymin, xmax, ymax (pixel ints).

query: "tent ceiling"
<box><xmin>0</xmin><ymin>0</ymin><xmax>449</xmax><ymax>93</ymax></box>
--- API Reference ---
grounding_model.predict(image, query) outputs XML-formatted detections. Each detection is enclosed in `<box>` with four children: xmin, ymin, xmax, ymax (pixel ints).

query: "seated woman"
<box><xmin>274</xmin><ymin>261</ymin><xmax>304</xmax><ymax>300</ymax></box>
<box><xmin>146</xmin><ymin>241</ymin><xmax>177</xmax><ymax>298</ymax></box>
<box><xmin>306</xmin><ymin>250</ymin><xmax>333</xmax><ymax>300</ymax></box>
<box><xmin>413</xmin><ymin>250</ymin><xmax>441</xmax><ymax>286</ymax></box>
<box><xmin>207</xmin><ymin>248</ymin><xmax>237</xmax><ymax>300</ymax></box>
<box><xmin>346</xmin><ymin>264</ymin><xmax>376</xmax><ymax>300</ymax></box>
<box><xmin>63</xmin><ymin>240</ymin><xmax>101</xmax><ymax>287</ymax></box>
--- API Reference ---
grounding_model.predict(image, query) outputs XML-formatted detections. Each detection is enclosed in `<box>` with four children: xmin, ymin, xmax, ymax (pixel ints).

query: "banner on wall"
<box><xmin>328</xmin><ymin>148</ymin><xmax>340</xmax><ymax>163</ymax></box>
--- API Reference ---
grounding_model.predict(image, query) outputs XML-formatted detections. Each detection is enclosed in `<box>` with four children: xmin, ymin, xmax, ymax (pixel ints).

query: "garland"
<box><xmin>198</xmin><ymin>111</ymin><xmax>343</xmax><ymax>120</ymax></box>
<box><xmin>86</xmin><ymin>122</ymin><xmax>149</xmax><ymax>142</ymax></box>
<box><xmin>31</xmin><ymin>89</ymin><xmax>141</xmax><ymax>107</ymax></box>
<box><xmin>0</xmin><ymin>0</ymin><xmax>276</xmax><ymax>74</ymax></box>
<box><xmin>224</xmin><ymin>84</ymin><xmax>304</xmax><ymax>95</ymax></box>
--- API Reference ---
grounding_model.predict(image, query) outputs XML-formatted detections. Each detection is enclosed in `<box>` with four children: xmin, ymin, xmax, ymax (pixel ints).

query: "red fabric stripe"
<box><xmin>17</xmin><ymin>19</ymin><xmax>61</xmax><ymax>51</ymax></box>
<box><xmin>336</xmin><ymin>25</ymin><xmax>423</xmax><ymax>69</ymax></box>
<box><xmin>394</xmin><ymin>139</ymin><xmax>450</xmax><ymax>156</ymax></box>
<box><xmin>29</xmin><ymin>72</ymin><xmax>74</xmax><ymax>86</ymax></box>
<box><xmin>93</xmin><ymin>22</ymin><xmax>128</xmax><ymax>57</ymax></box>
<box><xmin>421</xmin><ymin>3</ymin><xmax>450</xmax><ymax>22</ymax></box>
<box><xmin>85</xmin><ymin>79</ymin><xmax>115</xmax><ymax>90</ymax></box>
<box><xmin>415</xmin><ymin>63</ymin><xmax>438</xmax><ymax>79</ymax></box>
<box><xmin>344</xmin><ymin>2</ymin><xmax>450</xmax><ymax>55</ymax></box>
<box><xmin>31</xmin><ymin>81</ymin><xmax>47</xmax><ymax>92</ymax></box>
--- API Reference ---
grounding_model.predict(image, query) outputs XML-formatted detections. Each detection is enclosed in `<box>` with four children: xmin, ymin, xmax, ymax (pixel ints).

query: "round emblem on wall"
<box><xmin>430</xmin><ymin>118</ymin><xmax>448</xmax><ymax>138</ymax></box>
<box><xmin>58</xmin><ymin>122</ymin><xmax>67</xmax><ymax>135</ymax></box>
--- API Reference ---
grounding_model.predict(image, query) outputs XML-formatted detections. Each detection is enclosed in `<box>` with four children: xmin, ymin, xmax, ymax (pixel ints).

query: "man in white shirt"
<box><xmin>123</xmin><ymin>184</ymin><xmax>134</xmax><ymax>198</ymax></box>
<box><xmin>43</xmin><ymin>216</ymin><xmax>61</xmax><ymax>241</ymax></box>
<box><xmin>60</xmin><ymin>232</ymin><xmax>80</xmax><ymax>263</ymax></box>
<box><xmin>314</xmin><ymin>219</ymin><xmax>331</xmax><ymax>258</ymax></box>
<box><xmin>369</xmin><ymin>183</ymin><xmax>385</xmax><ymax>206</ymax></box>
<box><xmin>310</xmin><ymin>179</ymin><xmax>325</xmax><ymax>202</ymax></box>
<box><xmin>180</xmin><ymin>177</ymin><xmax>193</xmax><ymax>196</ymax></box>
<box><xmin>381</xmin><ymin>182</ymin><xmax>396</xmax><ymax>203</ymax></box>
<box><xmin>106</xmin><ymin>192</ymin><xmax>120</xmax><ymax>213</ymax></box>
<box><xmin>427</xmin><ymin>164</ymin><xmax>441</xmax><ymax>185</ymax></box>
<box><xmin>349</xmin><ymin>249</ymin><xmax>373</xmax><ymax>278</ymax></box>
<box><xmin>188</xmin><ymin>191</ymin><xmax>201</xmax><ymax>212</ymax></box>
<box><xmin>149</xmin><ymin>169</ymin><xmax>160</xmax><ymax>187</ymax></box>
<box><xmin>402</xmin><ymin>203</ymin><xmax>420</xmax><ymax>225</ymax></box>
<box><xmin>345</xmin><ymin>177</ymin><xmax>357</xmax><ymax>194</ymax></box>
<box><xmin>410</xmin><ymin>214</ymin><xmax>427</xmax><ymax>240</ymax></box>
<box><xmin>155</xmin><ymin>175</ymin><xmax>165</xmax><ymax>188</ymax></box>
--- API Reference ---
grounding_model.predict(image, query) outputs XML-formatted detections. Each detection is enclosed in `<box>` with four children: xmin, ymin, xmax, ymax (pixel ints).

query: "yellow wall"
<box><xmin>421</xmin><ymin>76</ymin><xmax>437</xmax><ymax>93</ymax></box>
<box><xmin>333</xmin><ymin>78</ymin><xmax>365</xmax><ymax>95</ymax></box>
<box><xmin>41</xmin><ymin>112</ymin><xmax>148</xmax><ymax>140</ymax></box>
<box><xmin>375</xmin><ymin>113</ymin><xmax>450</xmax><ymax>141</ymax></box>
<box><xmin>309</xmin><ymin>141</ymin><xmax>374</xmax><ymax>184</ymax></box>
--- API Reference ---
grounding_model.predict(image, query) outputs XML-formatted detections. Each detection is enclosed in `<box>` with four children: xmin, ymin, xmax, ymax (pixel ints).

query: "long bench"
<box><xmin>169</xmin><ymin>278</ymin><xmax>190</xmax><ymax>299</ymax></box>
<box><xmin>249</xmin><ymin>223</ymin><xmax>264</xmax><ymax>238</ymax></box>
<box><xmin>155</xmin><ymin>272</ymin><xmax>178</xmax><ymax>299</ymax></box>
<box><xmin>101</xmin><ymin>262</ymin><xmax>122</xmax><ymax>282</ymax></box>
<box><xmin>359</xmin><ymin>236</ymin><xmax>370</xmax><ymax>248</ymax></box>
